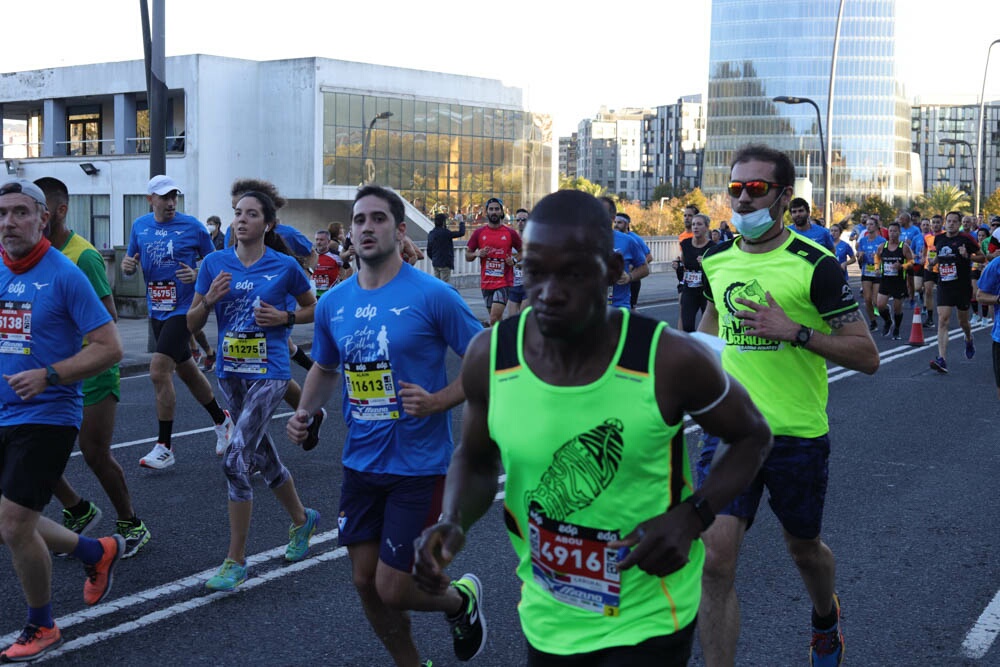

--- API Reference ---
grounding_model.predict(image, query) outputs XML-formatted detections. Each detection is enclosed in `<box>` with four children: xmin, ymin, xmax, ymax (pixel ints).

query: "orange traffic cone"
<box><xmin>908</xmin><ymin>304</ymin><xmax>925</xmax><ymax>346</ymax></box>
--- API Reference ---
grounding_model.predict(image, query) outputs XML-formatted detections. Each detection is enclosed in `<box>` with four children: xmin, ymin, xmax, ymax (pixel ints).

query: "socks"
<box><xmin>203</xmin><ymin>399</ymin><xmax>226</xmax><ymax>425</ymax></box>
<box><xmin>71</xmin><ymin>535</ymin><xmax>104</xmax><ymax>565</ymax></box>
<box><xmin>67</xmin><ymin>499</ymin><xmax>90</xmax><ymax>518</ymax></box>
<box><xmin>812</xmin><ymin>605</ymin><xmax>839</xmax><ymax>630</ymax></box>
<box><xmin>158</xmin><ymin>420</ymin><xmax>173</xmax><ymax>448</ymax></box>
<box><xmin>291</xmin><ymin>346</ymin><xmax>314</xmax><ymax>371</ymax></box>
<box><xmin>27</xmin><ymin>603</ymin><xmax>54</xmax><ymax>629</ymax></box>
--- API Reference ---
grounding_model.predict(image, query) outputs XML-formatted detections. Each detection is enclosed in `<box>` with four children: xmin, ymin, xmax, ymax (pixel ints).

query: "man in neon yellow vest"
<box><xmin>414</xmin><ymin>189</ymin><xmax>772</xmax><ymax>665</ymax></box>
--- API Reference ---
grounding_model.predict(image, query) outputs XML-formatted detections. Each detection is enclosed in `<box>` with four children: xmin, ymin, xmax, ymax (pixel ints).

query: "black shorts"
<box><xmin>860</xmin><ymin>276</ymin><xmax>880</xmax><ymax>283</ymax></box>
<box><xmin>151</xmin><ymin>315</ymin><xmax>193</xmax><ymax>363</ymax></box>
<box><xmin>526</xmin><ymin>622</ymin><xmax>695</xmax><ymax>667</ymax></box>
<box><xmin>878</xmin><ymin>279</ymin><xmax>907</xmax><ymax>299</ymax></box>
<box><xmin>972</xmin><ymin>269</ymin><xmax>982</xmax><ymax>280</ymax></box>
<box><xmin>924</xmin><ymin>271</ymin><xmax>938</xmax><ymax>284</ymax></box>
<box><xmin>937</xmin><ymin>282</ymin><xmax>972</xmax><ymax>309</ymax></box>
<box><xmin>993</xmin><ymin>341</ymin><xmax>1000</xmax><ymax>389</ymax></box>
<box><xmin>0</xmin><ymin>424</ymin><xmax>78</xmax><ymax>511</ymax></box>
<box><xmin>911</xmin><ymin>265</ymin><xmax>924</xmax><ymax>278</ymax></box>
<box><xmin>482</xmin><ymin>287</ymin><xmax>509</xmax><ymax>309</ymax></box>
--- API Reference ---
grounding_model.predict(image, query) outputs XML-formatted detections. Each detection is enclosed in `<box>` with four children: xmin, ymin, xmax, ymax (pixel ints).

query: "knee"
<box><xmin>80</xmin><ymin>444</ymin><xmax>114</xmax><ymax>470</ymax></box>
<box><xmin>701</xmin><ymin>535</ymin><xmax>739</xmax><ymax>589</ymax></box>
<box><xmin>352</xmin><ymin>569</ymin><xmax>378</xmax><ymax>600</ymax></box>
<box><xmin>375</xmin><ymin>571</ymin><xmax>411</xmax><ymax>610</ymax></box>
<box><xmin>149</xmin><ymin>359</ymin><xmax>174</xmax><ymax>386</ymax></box>
<box><xmin>0</xmin><ymin>510</ymin><xmax>33</xmax><ymax>547</ymax></box>
<box><xmin>785</xmin><ymin>537</ymin><xmax>823</xmax><ymax>568</ymax></box>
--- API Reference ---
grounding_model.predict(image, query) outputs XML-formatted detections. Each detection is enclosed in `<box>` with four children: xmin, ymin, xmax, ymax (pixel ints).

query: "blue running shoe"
<box><xmin>286</xmin><ymin>508</ymin><xmax>320</xmax><ymax>562</ymax></box>
<box><xmin>965</xmin><ymin>336</ymin><xmax>976</xmax><ymax>360</ymax></box>
<box><xmin>930</xmin><ymin>356</ymin><xmax>948</xmax><ymax>374</ymax></box>
<box><xmin>205</xmin><ymin>559</ymin><xmax>247</xmax><ymax>591</ymax></box>
<box><xmin>810</xmin><ymin>593</ymin><xmax>844</xmax><ymax>666</ymax></box>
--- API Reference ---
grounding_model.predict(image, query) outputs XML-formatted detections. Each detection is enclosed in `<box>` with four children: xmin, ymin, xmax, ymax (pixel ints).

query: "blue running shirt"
<box><xmin>312</xmin><ymin>263</ymin><xmax>482</xmax><ymax>476</ymax></box>
<box><xmin>0</xmin><ymin>249</ymin><xmax>113</xmax><ymax>426</ymax></box>
<box><xmin>195</xmin><ymin>247</ymin><xmax>311</xmax><ymax>380</ymax></box>
<box><xmin>608</xmin><ymin>230</ymin><xmax>646</xmax><ymax>307</ymax></box>
<box><xmin>127</xmin><ymin>212</ymin><xmax>215</xmax><ymax>320</ymax></box>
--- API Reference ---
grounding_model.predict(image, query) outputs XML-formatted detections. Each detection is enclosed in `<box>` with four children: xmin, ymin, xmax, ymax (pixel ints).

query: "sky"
<box><xmin>2</xmin><ymin>0</ymin><xmax>999</xmax><ymax>137</ymax></box>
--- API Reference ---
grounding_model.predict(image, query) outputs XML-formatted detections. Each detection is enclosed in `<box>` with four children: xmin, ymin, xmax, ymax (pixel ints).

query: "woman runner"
<box><xmin>674</xmin><ymin>213</ymin><xmax>714</xmax><ymax>331</ymax></box>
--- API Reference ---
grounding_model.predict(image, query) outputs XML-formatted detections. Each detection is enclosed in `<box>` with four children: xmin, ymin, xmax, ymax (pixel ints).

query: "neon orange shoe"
<box><xmin>0</xmin><ymin>623</ymin><xmax>63</xmax><ymax>662</ymax></box>
<box><xmin>83</xmin><ymin>535</ymin><xmax>125</xmax><ymax>605</ymax></box>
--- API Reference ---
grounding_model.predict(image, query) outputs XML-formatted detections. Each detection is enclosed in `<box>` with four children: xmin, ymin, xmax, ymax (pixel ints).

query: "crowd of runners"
<box><xmin>2</xmin><ymin>144</ymin><xmax>1000</xmax><ymax>665</ymax></box>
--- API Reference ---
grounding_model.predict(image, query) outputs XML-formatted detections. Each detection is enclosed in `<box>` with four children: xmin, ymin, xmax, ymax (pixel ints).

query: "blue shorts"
<box><xmin>509</xmin><ymin>285</ymin><xmax>526</xmax><ymax>304</ymax></box>
<box><xmin>337</xmin><ymin>467</ymin><xmax>445</xmax><ymax>572</ymax></box>
<box><xmin>696</xmin><ymin>433</ymin><xmax>830</xmax><ymax>540</ymax></box>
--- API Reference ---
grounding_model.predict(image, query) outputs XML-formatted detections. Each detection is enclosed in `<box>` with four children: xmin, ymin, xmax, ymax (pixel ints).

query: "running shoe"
<box><xmin>190</xmin><ymin>348</ymin><xmax>203</xmax><ymax>365</ymax></box>
<box><xmin>448</xmin><ymin>573</ymin><xmax>487</xmax><ymax>662</ymax></box>
<box><xmin>810</xmin><ymin>594</ymin><xmax>844</xmax><ymax>667</ymax></box>
<box><xmin>868</xmin><ymin>320</ymin><xmax>877</xmax><ymax>332</ymax></box>
<box><xmin>202</xmin><ymin>352</ymin><xmax>217</xmax><ymax>372</ymax></box>
<box><xmin>214</xmin><ymin>411</ymin><xmax>234</xmax><ymax>457</ymax></box>
<box><xmin>205</xmin><ymin>558</ymin><xmax>248</xmax><ymax>591</ymax></box>
<box><xmin>83</xmin><ymin>535</ymin><xmax>124</xmax><ymax>605</ymax></box>
<box><xmin>881</xmin><ymin>321</ymin><xmax>891</xmax><ymax>337</ymax></box>
<box><xmin>116</xmin><ymin>518</ymin><xmax>151</xmax><ymax>559</ymax></box>
<box><xmin>0</xmin><ymin>624</ymin><xmax>63</xmax><ymax>662</ymax></box>
<box><xmin>140</xmin><ymin>442</ymin><xmax>175</xmax><ymax>469</ymax></box>
<box><xmin>965</xmin><ymin>336</ymin><xmax>976</xmax><ymax>360</ymax></box>
<box><xmin>286</xmin><ymin>508</ymin><xmax>320</xmax><ymax>562</ymax></box>
<box><xmin>892</xmin><ymin>330</ymin><xmax>901</xmax><ymax>341</ymax></box>
<box><xmin>930</xmin><ymin>356</ymin><xmax>949</xmax><ymax>374</ymax></box>
<box><xmin>420</xmin><ymin>661</ymin><xmax>433</xmax><ymax>667</ymax></box>
<box><xmin>302</xmin><ymin>408</ymin><xmax>326</xmax><ymax>452</ymax></box>
<box><xmin>62</xmin><ymin>501</ymin><xmax>102</xmax><ymax>536</ymax></box>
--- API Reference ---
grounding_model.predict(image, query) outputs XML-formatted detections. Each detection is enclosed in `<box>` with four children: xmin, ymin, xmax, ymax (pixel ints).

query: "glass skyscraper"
<box><xmin>705</xmin><ymin>0</ymin><xmax>913</xmax><ymax>210</ymax></box>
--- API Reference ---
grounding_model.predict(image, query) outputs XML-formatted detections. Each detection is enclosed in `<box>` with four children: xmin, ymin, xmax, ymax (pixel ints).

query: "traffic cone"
<box><xmin>908</xmin><ymin>304</ymin><xmax>925</xmax><ymax>346</ymax></box>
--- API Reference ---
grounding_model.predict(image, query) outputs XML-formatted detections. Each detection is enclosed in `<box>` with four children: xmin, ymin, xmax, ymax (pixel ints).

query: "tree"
<box><xmin>982</xmin><ymin>188</ymin><xmax>1000</xmax><ymax>219</ymax></box>
<box><xmin>916</xmin><ymin>184</ymin><xmax>971</xmax><ymax>217</ymax></box>
<box><xmin>856</xmin><ymin>194</ymin><xmax>896</xmax><ymax>224</ymax></box>
<box><xmin>558</xmin><ymin>175</ymin><xmax>605</xmax><ymax>197</ymax></box>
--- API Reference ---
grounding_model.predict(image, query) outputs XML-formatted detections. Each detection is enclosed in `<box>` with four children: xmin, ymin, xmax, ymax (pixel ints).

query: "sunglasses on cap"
<box><xmin>727</xmin><ymin>181</ymin><xmax>786</xmax><ymax>198</ymax></box>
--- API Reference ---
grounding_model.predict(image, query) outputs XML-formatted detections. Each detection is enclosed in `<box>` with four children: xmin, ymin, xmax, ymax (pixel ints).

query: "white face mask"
<box><xmin>207</xmin><ymin>225</ymin><xmax>218</xmax><ymax>233</ymax></box>
<box><xmin>730</xmin><ymin>207</ymin><xmax>775</xmax><ymax>240</ymax></box>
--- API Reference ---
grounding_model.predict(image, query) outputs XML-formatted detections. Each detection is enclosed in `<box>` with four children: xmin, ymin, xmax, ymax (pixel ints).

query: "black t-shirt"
<box><xmin>933</xmin><ymin>233</ymin><xmax>980</xmax><ymax>286</ymax></box>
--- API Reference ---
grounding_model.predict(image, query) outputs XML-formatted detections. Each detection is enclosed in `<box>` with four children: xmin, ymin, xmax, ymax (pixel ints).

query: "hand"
<box><xmin>608</xmin><ymin>508</ymin><xmax>699</xmax><ymax>578</ymax></box>
<box><xmin>399</xmin><ymin>381</ymin><xmax>438</xmax><ymax>417</ymax></box>
<box><xmin>253</xmin><ymin>300</ymin><xmax>286</xmax><ymax>327</ymax></box>
<box><xmin>478</xmin><ymin>247</ymin><xmax>490</xmax><ymax>258</ymax></box>
<box><xmin>734</xmin><ymin>291</ymin><xmax>798</xmax><ymax>342</ymax></box>
<box><xmin>4</xmin><ymin>368</ymin><xmax>48</xmax><ymax>401</ymax></box>
<box><xmin>204</xmin><ymin>271</ymin><xmax>232</xmax><ymax>308</ymax></box>
<box><xmin>286</xmin><ymin>408</ymin><xmax>311</xmax><ymax>444</ymax></box>
<box><xmin>175</xmin><ymin>262</ymin><xmax>197</xmax><ymax>284</ymax></box>
<box><xmin>959</xmin><ymin>245</ymin><xmax>968</xmax><ymax>258</ymax></box>
<box><xmin>122</xmin><ymin>252</ymin><xmax>140</xmax><ymax>275</ymax></box>
<box><xmin>615</xmin><ymin>271</ymin><xmax>631</xmax><ymax>286</ymax></box>
<box><xmin>412</xmin><ymin>521</ymin><xmax>466</xmax><ymax>595</ymax></box>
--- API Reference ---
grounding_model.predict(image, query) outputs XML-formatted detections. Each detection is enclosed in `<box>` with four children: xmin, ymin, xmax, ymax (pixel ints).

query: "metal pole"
<box><xmin>148</xmin><ymin>0</ymin><xmax>166</xmax><ymax>177</ymax></box>
<box><xmin>806</xmin><ymin>99</ymin><xmax>828</xmax><ymax>215</ymax></box>
<box><xmin>975</xmin><ymin>39</ymin><xmax>1000</xmax><ymax>218</ymax></box>
<box><xmin>825</xmin><ymin>0</ymin><xmax>846</xmax><ymax>225</ymax></box>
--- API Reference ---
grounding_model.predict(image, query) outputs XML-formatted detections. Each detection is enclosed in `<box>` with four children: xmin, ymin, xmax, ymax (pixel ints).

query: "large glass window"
<box><xmin>67</xmin><ymin>195</ymin><xmax>111</xmax><ymax>250</ymax></box>
<box><xmin>67</xmin><ymin>105</ymin><xmax>101</xmax><ymax>156</ymax></box>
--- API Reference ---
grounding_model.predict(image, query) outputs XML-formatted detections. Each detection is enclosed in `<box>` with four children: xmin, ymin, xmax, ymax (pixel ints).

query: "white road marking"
<box><xmin>962</xmin><ymin>589</ymin><xmax>1000</xmax><ymax>659</ymax></box>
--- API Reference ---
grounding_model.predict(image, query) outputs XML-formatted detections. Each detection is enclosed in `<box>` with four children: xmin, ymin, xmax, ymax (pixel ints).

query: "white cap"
<box><xmin>147</xmin><ymin>175</ymin><xmax>182</xmax><ymax>196</ymax></box>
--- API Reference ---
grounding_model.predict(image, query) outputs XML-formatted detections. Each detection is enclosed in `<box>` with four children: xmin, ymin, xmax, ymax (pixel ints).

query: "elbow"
<box><xmin>861</xmin><ymin>351</ymin><xmax>880</xmax><ymax>375</ymax></box>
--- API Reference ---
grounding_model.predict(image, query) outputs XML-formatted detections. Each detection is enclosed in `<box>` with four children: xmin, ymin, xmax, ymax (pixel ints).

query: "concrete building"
<box><xmin>641</xmin><ymin>95</ymin><xmax>706</xmax><ymax>204</ymax></box>
<box><xmin>558</xmin><ymin>133</ymin><xmax>578</xmax><ymax>178</ymax></box>
<box><xmin>0</xmin><ymin>54</ymin><xmax>553</xmax><ymax>248</ymax></box>
<box><xmin>575</xmin><ymin>107</ymin><xmax>649</xmax><ymax>201</ymax></box>
<box><xmin>911</xmin><ymin>100</ymin><xmax>1000</xmax><ymax>205</ymax></box>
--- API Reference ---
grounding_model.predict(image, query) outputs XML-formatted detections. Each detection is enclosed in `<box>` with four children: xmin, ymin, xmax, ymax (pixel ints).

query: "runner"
<box><xmin>696</xmin><ymin>145</ymin><xmax>879</xmax><ymax>667</ymax></box>
<box><xmin>287</xmin><ymin>185</ymin><xmax>486</xmax><ymax>665</ymax></box>
<box><xmin>313</xmin><ymin>228</ymin><xmax>343</xmax><ymax>299</ymax></box>
<box><xmin>830</xmin><ymin>223</ymin><xmax>856</xmax><ymax>280</ymax></box>
<box><xmin>413</xmin><ymin>189</ymin><xmax>772</xmax><ymax>666</ymax></box>
<box><xmin>922</xmin><ymin>215</ymin><xmax>944</xmax><ymax>327</ymax></box>
<box><xmin>875</xmin><ymin>221</ymin><xmax>914</xmax><ymax>340</ymax></box>
<box><xmin>34</xmin><ymin>177</ymin><xmax>151</xmax><ymax>559</ymax></box>
<box><xmin>976</xmin><ymin>255</ymin><xmax>1000</xmax><ymax>400</ymax></box>
<box><xmin>928</xmin><ymin>211</ymin><xmax>983</xmax><ymax>374</ymax></box>
<box><xmin>612</xmin><ymin>211</ymin><xmax>653</xmax><ymax>308</ymax></box>
<box><xmin>600</xmin><ymin>197</ymin><xmax>648</xmax><ymax>310</ymax></box>
<box><xmin>505</xmin><ymin>208</ymin><xmax>530</xmax><ymax>319</ymax></box>
<box><xmin>121</xmin><ymin>175</ymin><xmax>233</xmax><ymax>469</ymax></box>
<box><xmin>189</xmin><ymin>190</ymin><xmax>321</xmax><ymax>590</ymax></box>
<box><xmin>0</xmin><ymin>178</ymin><xmax>126</xmax><ymax>662</ymax></box>
<box><xmin>674</xmin><ymin>213</ymin><xmax>714</xmax><ymax>332</ymax></box>
<box><xmin>856</xmin><ymin>217</ymin><xmax>887</xmax><ymax>331</ymax></box>
<box><xmin>466</xmin><ymin>197</ymin><xmax>521</xmax><ymax>326</ymax></box>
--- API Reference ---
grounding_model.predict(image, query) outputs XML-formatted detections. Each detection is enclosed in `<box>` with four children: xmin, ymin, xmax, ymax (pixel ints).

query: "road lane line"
<box><xmin>962</xmin><ymin>589</ymin><xmax>1000</xmax><ymax>659</ymax></box>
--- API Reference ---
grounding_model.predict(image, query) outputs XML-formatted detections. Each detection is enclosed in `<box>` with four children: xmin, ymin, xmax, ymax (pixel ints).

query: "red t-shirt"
<box><xmin>313</xmin><ymin>252</ymin><xmax>342</xmax><ymax>294</ymax></box>
<box><xmin>467</xmin><ymin>224</ymin><xmax>522</xmax><ymax>289</ymax></box>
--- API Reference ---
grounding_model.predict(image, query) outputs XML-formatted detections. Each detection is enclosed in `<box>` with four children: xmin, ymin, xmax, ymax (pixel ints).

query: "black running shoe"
<box><xmin>448</xmin><ymin>573</ymin><xmax>487</xmax><ymax>661</ymax></box>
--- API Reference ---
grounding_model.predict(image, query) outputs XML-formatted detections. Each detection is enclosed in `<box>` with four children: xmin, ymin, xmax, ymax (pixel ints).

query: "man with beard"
<box><xmin>788</xmin><ymin>198</ymin><xmax>834</xmax><ymax>252</ymax></box>
<box><xmin>466</xmin><ymin>197</ymin><xmax>522</xmax><ymax>326</ymax></box>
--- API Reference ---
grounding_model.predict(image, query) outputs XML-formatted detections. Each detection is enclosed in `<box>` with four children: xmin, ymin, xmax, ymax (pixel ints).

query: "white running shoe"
<box><xmin>215</xmin><ymin>411</ymin><xmax>233</xmax><ymax>456</ymax></box>
<box><xmin>140</xmin><ymin>443</ymin><xmax>175</xmax><ymax>469</ymax></box>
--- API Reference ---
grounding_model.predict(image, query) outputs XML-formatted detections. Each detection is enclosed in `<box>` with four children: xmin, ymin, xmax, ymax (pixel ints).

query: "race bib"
<box><xmin>513</xmin><ymin>265</ymin><xmax>523</xmax><ymax>287</ymax></box>
<box><xmin>683</xmin><ymin>270</ymin><xmax>703</xmax><ymax>288</ymax></box>
<box><xmin>222</xmin><ymin>331</ymin><xmax>268</xmax><ymax>375</ymax></box>
<box><xmin>939</xmin><ymin>263</ymin><xmax>958</xmax><ymax>282</ymax></box>
<box><xmin>149</xmin><ymin>280</ymin><xmax>177</xmax><ymax>312</ymax></box>
<box><xmin>863</xmin><ymin>263</ymin><xmax>879</xmax><ymax>277</ymax></box>
<box><xmin>0</xmin><ymin>300</ymin><xmax>32</xmax><ymax>355</ymax></box>
<box><xmin>528</xmin><ymin>508</ymin><xmax>622</xmax><ymax>616</ymax></box>
<box><xmin>344</xmin><ymin>360</ymin><xmax>399</xmax><ymax>421</ymax></box>
<box><xmin>607</xmin><ymin>285</ymin><xmax>615</xmax><ymax>304</ymax></box>
<box><xmin>883</xmin><ymin>261</ymin><xmax>900</xmax><ymax>277</ymax></box>
<box><xmin>314</xmin><ymin>270</ymin><xmax>333</xmax><ymax>291</ymax></box>
<box><xmin>485</xmin><ymin>258</ymin><xmax>506</xmax><ymax>278</ymax></box>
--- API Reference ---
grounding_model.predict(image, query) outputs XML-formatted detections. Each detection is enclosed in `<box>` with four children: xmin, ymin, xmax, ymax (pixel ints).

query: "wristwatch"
<box><xmin>286</xmin><ymin>311</ymin><xmax>296</xmax><ymax>327</ymax></box>
<box><xmin>683</xmin><ymin>494</ymin><xmax>715</xmax><ymax>531</ymax></box>
<box><xmin>790</xmin><ymin>325</ymin><xmax>813</xmax><ymax>348</ymax></box>
<box><xmin>45</xmin><ymin>365</ymin><xmax>60</xmax><ymax>386</ymax></box>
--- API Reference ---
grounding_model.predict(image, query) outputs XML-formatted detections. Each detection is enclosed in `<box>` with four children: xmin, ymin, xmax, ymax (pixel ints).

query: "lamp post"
<box><xmin>974</xmin><ymin>39</ymin><xmax>1000</xmax><ymax>217</ymax></box>
<box><xmin>773</xmin><ymin>95</ymin><xmax>827</xmax><ymax>214</ymax></box>
<box><xmin>361</xmin><ymin>111</ymin><xmax>393</xmax><ymax>185</ymax></box>
<box><xmin>941</xmin><ymin>138</ymin><xmax>975</xmax><ymax>206</ymax></box>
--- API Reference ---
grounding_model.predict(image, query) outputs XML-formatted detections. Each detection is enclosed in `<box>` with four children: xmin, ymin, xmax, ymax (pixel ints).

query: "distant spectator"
<box><xmin>206</xmin><ymin>215</ymin><xmax>224</xmax><ymax>250</ymax></box>
<box><xmin>426</xmin><ymin>212</ymin><xmax>466</xmax><ymax>283</ymax></box>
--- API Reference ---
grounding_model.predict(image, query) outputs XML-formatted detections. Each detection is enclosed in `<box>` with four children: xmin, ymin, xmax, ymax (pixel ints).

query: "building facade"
<box><xmin>558</xmin><ymin>133</ymin><xmax>578</xmax><ymax>179</ymax></box>
<box><xmin>641</xmin><ymin>95</ymin><xmax>706</xmax><ymax>204</ymax></box>
<box><xmin>0</xmin><ymin>55</ymin><xmax>553</xmax><ymax>247</ymax></box>
<box><xmin>911</xmin><ymin>101</ymin><xmax>1000</xmax><ymax>205</ymax></box>
<box><xmin>575</xmin><ymin>107</ymin><xmax>649</xmax><ymax>201</ymax></box>
<box><xmin>704</xmin><ymin>0</ymin><xmax>913</xmax><ymax>211</ymax></box>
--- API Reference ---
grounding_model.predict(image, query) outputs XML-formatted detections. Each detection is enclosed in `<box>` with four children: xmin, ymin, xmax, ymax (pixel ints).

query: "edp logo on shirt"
<box><xmin>355</xmin><ymin>304</ymin><xmax>378</xmax><ymax>321</ymax></box>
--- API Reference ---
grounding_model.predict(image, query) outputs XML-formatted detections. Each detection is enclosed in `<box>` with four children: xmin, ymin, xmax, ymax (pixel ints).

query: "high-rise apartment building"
<box><xmin>705</xmin><ymin>0</ymin><xmax>913</xmax><ymax>210</ymax></box>
<box><xmin>642</xmin><ymin>95</ymin><xmax>706</xmax><ymax>204</ymax></box>
<box><xmin>575</xmin><ymin>107</ymin><xmax>649</xmax><ymax>201</ymax></box>
<box><xmin>911</xmin><ymin>101</ymin><xmax>1000</xmax><ymax>204</ymax></box>
<box><xmin>559</xmin><ymin>133</ymin><xmax>578</xmax><ymax>178</ymax></box>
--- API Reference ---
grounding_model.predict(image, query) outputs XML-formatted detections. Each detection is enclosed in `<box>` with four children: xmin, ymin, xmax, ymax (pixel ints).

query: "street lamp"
<box><xmin>773</xmin><ymin>96</ymin><xmax>828</xmax><ymax>215</ymax></box>
<box><xmin>941</xmin><ymin>138</ymin><xmax>975</xmax><ymax>204</ymax></box>
<box><xmin>974</xmin><ymin>38</ymin><xmax>1000</xmax><ymax>217</ymax></box>
<box><xmin>361</xmin><ymin>111</ymin><xmax>394</xmax><ymax>185</ymax></box>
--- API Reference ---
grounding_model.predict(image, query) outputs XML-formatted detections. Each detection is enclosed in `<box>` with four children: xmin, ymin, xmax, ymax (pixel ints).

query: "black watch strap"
<box><xmin>286</xmin><ymin>311</ymin><xmax>296</xmax><ymax>327</ymax></box>
<box><xmin>684</xmin><ymin>494</ymin><xmax>715</xmax><ymax>531</ymax></box>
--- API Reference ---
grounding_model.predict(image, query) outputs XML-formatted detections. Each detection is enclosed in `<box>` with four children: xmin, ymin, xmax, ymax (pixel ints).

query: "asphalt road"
<box><xmin>2</xmin><ymin>298</ymin><xmax>1000</xmax><ymax>666</ymax></box>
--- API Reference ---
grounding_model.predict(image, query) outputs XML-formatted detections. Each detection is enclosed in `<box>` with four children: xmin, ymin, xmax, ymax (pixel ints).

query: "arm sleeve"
<box><xmin>466</xmin><ymin>227</ymin><xmax>481</xmax><ymax>250</ymax></box>
<box><xmin>198</xmin><ymin>227</ymin><xmax>215</xmax><ymax>259</ymax></box>
<box><xmin>511</xmin><ymin>229</ymin><xmax>523</xmax><ymax>252</ymax></box>
<box><xmin>810</xmin><ymin>255</ymin><xmax>859</xmax><ymax>318</ymax></box>
<box><xmin>75</xmin><ymin>248</ymin><xmax>112</xmax><ymax>299</ymax></box>
<box><xmin>194</xmin><ymin>255</ymin><xmax>213</xmax><ymax>295</ymax></box>
<box><xmin>63</xmin><ymin>266</ymin><xmax>113</xmax><ymax>335</ymax></box>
